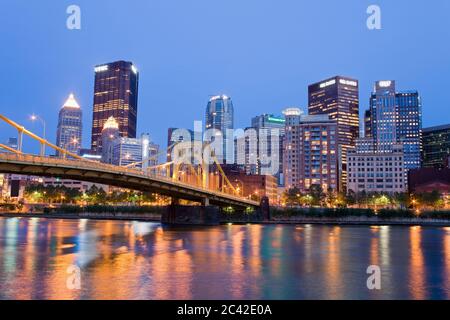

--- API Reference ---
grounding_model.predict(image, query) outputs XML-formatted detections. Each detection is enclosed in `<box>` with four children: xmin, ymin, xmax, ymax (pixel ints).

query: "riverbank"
<box><xmin>1</xmin><ymin>211</ymin><xmax>450</xmax><ymax>227</ymax></box>
<box><xmin>0</xmin><ymin>212</ymin><xmax>161</xmax><ymax>222</ymax></box>
<box><xmin>268</xmin><ymin>216</ymin><xmax>450</xmax><ymax>227</ymax></box>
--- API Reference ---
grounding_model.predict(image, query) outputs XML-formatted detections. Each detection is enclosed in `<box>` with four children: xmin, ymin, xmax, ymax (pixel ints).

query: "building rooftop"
<box><xmin>423</xmin><ymin>124</ymin><xmax>450</xmax><ymax>133</ymax></box>
<box><xmin>62</xmin><ymin>93</ymin><xmax>80</xmax><ymax>109</ymax></box>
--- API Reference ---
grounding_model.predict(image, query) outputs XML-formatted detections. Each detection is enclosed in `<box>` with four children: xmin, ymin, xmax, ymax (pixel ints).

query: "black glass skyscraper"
<box><xmin>91</xmin><ymin>60</ymin><xmax>139</xmax><ymax>153</ymax></box>
<box><xmin>422</xmin><ymin>124</ymin><xmax>450</xmax><ymax>168</ymax></box>
<box><xmin>308</xmin><ymin>76</ymin><xmax>360</xmax><ymax>191</ymax></box>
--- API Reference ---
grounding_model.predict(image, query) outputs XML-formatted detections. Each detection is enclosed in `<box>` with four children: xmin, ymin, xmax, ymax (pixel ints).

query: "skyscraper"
<box><xmin>205</xmin><ymin>95</ymin><xmax>234</xmax><ymax>163</ymax></box>
<box><xmin>91</xmin><ymin>60</ymin><xmax>139</xmax><ymax>154</ymax></box>
<box><xmin>308</xmin><ymin>76</ymin><xmax>359</xmax><ymax>191</ymax></box>
<box><xmin>101</xmin><ymin>116</ymin><xmax>120</xmax><ymax>164</ymax></box>
<box><xmin>56</xmin><ymin>93</ymin><xmax>82</xmax><ymax>156</ymax></box>
<box><xmin>364</xmin><ymin>109</ymin><xmax>372</xmax><ymax>138</ymax></box>
<box><xmin>111</xmin><ymin>134</ymin><xmax>159</xmax><ymax>168</ymax></box>
<box><xmin>283</xmin><ymin>109</ymin><xmax>338</xmax><ymax>193</ymax></box>
<box><xmin>365</xmin><ymin>80</ymin><xmax>422</xmax><ymax>171</ymax></box>
<box><xmin>422</xmin><ymin>124</ymin><xmax>450</xmax><ymax>168</ymax></box>
<box><xmin>249</xmin><ymin>114</ymin><xmax>286</xmax><ymax>186</ymax></box>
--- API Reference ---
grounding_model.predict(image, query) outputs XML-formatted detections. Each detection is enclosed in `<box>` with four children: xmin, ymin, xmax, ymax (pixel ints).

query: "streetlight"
<box><xmin>234</xmin><ymin>179</ymin><xmax>244</xmax><ymax>197</ymax></box>
<box><xmin>30</xmin><ymin>114</ymin><xmax>46</xmax><ymax>156</ymax></box>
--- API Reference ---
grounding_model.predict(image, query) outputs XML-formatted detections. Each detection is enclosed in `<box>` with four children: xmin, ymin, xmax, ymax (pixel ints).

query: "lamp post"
<box><xmin>234</xmin><ymin>179</ymin><xmax>244</xmax><ymax>197</ymax></box>
<box><xmin>30</xmin><ymin>114</ymin><xmax>46</xmax><ymax>156</ymax></box>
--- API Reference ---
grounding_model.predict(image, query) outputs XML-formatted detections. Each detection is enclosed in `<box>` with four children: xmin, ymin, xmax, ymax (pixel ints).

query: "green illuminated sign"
<box><xmin>267</xmin><ymin>117</ymin><xmax>285</xmax><ymax>124</ymax></box>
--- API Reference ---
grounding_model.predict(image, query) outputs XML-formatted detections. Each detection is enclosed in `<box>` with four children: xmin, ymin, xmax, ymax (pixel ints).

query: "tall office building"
<box><xmin>110</xmin><ymin>134</ymin><xmax>159</xmax><ymax>168</ymax></box>
<box><xmin>205</xmin><ymin>95</ymin><xmax>234</xmax><ymax>163</ymax></box>
<box><xmin>91</xmin><ymin>60</ymin><xmax>139</xmax><ymax>154</ymax></box>
<box><xmin>247</xmin><ymin>114</ymin><xmax>286</xmax><ymax>186</ymax></box>
<box><xmin>101</xmin><ymin>116</ymin><xmax>120</xmax><ymax>164</ymax></box>
<box><xmin>284</xmin><ymin>109</ymin><xmax>338</xmax><ymax>193</ymax></box>
<box><xmin>308</xmin><ymin>76</ymin><xmax>359</xmax><ymax>191</ymax></box>
<box><xmin>365</xmin><ymin>81</ymin><xmax>422</xmax><ymax>170</ymax></box>
<box><xmin>364</xmin><ymin>109</ymin><xmax>372</xmax><ymax>138</ymax></box>
<box><xmin>56</xmin><ymin>93</ymin><xmax>82</xmax><ymax>156</ymax></box>
<box><xmin>422</xmin><ymin>124</ymin><xmax>450</xmax><ymax>168</ymax></box>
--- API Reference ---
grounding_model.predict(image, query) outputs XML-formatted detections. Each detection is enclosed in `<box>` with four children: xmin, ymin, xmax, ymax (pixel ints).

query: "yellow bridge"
<box><xmin>0</xmin><ymin>114</ymin><xmax>259</xmax><ymax>210</ymax></box>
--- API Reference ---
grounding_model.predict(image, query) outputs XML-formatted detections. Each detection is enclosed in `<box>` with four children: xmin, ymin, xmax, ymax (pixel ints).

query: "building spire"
<box><xmin>62</xmin><ymin>93</ymin><xmax>81</xmax><ymax>109</ymax></box>
<box><xmin>103</xmin><ymin>116</ymin><xmax>119</xmax><ymax>130</ymax></box>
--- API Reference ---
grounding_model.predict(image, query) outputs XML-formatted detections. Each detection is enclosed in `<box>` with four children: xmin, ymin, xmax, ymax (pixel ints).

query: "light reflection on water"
<box><xmin>0</xmin><ymin>217</ymin><xmax>449</xmax><ymax>300</ymax></box>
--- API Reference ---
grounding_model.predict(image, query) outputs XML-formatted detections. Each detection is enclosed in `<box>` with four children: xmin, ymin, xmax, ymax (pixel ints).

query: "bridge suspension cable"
<box><xmin>124</xmin><ymin>141</ymin><xmax>179</xmax><ymax>168</ymax></box>
<box><xmin>0</xmin><ymin>113</ymin><xmax>84</xmax><ymax>160</ymax></box>
<box><xmin>0</xmin><ymin>143</ymin><xmax>22</xmax><ymax>154</ymax></box>
<box><xmin>0</xmin><ymin>113</ymin><xmax>242</xmax><ymax>199</ymax></box>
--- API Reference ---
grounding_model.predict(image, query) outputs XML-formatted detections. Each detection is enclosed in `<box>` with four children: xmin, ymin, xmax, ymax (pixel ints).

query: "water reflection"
<box><xmin>445</xmin><ymin>227</ymin><xmax>450</xmax><ymax>299</ymax></box>
<box><xmin>0</xmin><ymin>217</ymin><xmax>449</xmax><ymax>300</ymax></box>
<box><xmin>409</xmin><ymin>226</ymin><xmax>426</xmax><ymax>300</ymax></box>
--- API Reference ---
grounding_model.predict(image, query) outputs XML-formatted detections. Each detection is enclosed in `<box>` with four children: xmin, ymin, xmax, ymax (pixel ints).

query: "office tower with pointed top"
<box><xmin>56</xmin><ymin>93</ymin><xmax>82</xmax><ymax>156</ymax></box>
<box><xmin>91</xmin><ymin>60</ymin><xmax>139</xmax><ymax>154</ymax></box>
<box><xmin>101</xmin><ymin>116</ymin><xmax>120</xmax><ymax>164</ymax></box>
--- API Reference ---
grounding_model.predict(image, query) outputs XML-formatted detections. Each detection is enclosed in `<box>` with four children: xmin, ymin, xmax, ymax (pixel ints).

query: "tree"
<box><xmin>374</xmin><ymin>194</ymin><xmax>391</xmax><ymax>207</ymax></box>
<box><xmin>346</xmin><ymin>190</ymin><xmax>356</xmax><ymax>207</ymax></box>
<box><xmin>85</xmin><ymin>185</ymin><xmax>107</xmax><ymax>205</ymax></box>
<box><xmin>325</xmin><ymin>187</ymin><xmax>337</xmax><ymax>208</ymax></box>
<box><xmin>418</xmin><ymin>190</ymin><xmax>442</xmax><ymax>209</ymax></box>
<box><xmin>309</xmin><ymin>185</ymin><xmax>325</xmax><ymax>207</ymax></box>
<box><xmin>336</xmin><ymin>192</ymin><xmax>347</xmax><ymax>208</ymax></box>
<box><xmin>282</xmin><ymin>187</ymin><xmax>301</xmax><ymax>207</ymax></box>
<box><xmin>392</xmin><ymin>192</ymin><xmax>410</xmax><ymax>209</ymax></box>
<box><xmin>356</xmin><ymin>190</ymin><xmax>368</xmax><ymax>208</ymax></box>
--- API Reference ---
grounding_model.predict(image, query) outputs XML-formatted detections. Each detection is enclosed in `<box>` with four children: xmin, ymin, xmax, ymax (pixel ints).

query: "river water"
<box><xmin>0</xmin><ymin>217</ymin><xmax>449</xmax><ymax>300</ymax></box>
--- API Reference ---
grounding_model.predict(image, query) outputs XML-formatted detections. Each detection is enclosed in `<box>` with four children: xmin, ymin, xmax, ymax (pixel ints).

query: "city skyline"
<box><xmin>0</xmin><ymin>67</ymin><xmax>443</xmax><ymax>155</ymax></box>
<box><xmin>1</xmin><ymin>1</ymin><xmax>450</xmax><ymax>304</ymax></box>
<box><xmin>1</xmin><ymin>1</ymin><xmax>450</xmax><ymax>153</ymax></box>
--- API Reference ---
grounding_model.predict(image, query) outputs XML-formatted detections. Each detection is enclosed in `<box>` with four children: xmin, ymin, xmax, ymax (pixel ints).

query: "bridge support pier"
<box><xmin>260</xmin><ymin>196</ymin><xmax>271</xmax><ymax>221</ymax></box>
<box><xmin>161</xmin><ymin>197</ymin><xmax>220</xmax><ymax>225</ymax></box>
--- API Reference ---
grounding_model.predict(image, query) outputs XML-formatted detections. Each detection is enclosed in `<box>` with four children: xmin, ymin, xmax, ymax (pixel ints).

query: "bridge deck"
<box><xmin>0</xmin><ymin>153</ymin><xmax>259</xmax><ymax>208</ymax></box>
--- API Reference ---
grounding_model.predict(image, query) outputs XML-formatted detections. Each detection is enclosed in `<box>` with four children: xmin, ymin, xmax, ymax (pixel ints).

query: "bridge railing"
<box><xmin>0</xmin><ymin>153</ymin><xmax>256</xmax><ymax>204</ymax></box>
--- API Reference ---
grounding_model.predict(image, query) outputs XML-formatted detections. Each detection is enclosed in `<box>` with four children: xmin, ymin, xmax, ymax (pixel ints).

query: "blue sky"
<box><xmin>1</xmin><ymin>0</ymin><xmax>449</xmax><ymax>152</ymax></box>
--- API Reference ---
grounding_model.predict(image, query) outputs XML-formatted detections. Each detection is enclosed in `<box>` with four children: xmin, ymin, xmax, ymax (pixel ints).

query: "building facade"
<box><xmin>422</xmin><ymin>124</ymin><xmax>450</xmax><ymax>168</ymax></box>
<box><xmin>246</xmin><ymin>114</ymin><xmax>285</xmax><ymax>186</ymax></box>
<box><xmin>408</xmin><ymin>168</ymin><xmax>450</xmax><ymax>201</ymax></box>
<box><xmin>0</xmin><ymin>138</ymin><xmax>19</xmax><ymax>199</ymax></box>
<box><xmin>91</xmin><ymin>60</ymin><xmax>139</xmax><ymax>154</ymax></box>
<box><xmin>221</xmin><ymin>166</ymin><xmax>278</xmax><ymax>204</ymax></box>
<box><xmin>110</xmin><ymin>134</ymin><xmax>159</xmax><ymax>169</ymax></box>
<box><xmin>205</xmin><ymin>95</ymin><xmax>234</xmax><ymax>163</ymax></box>
<box><xmin>42</xmin><ymin>178</ymin><xmax>109</xmax><ymax>193</ymax></box>
<box><xmin>308</xmin><ymin>76</ymin><xmax>360</xmax><ymax>191</ymax></box>
<box><xmin>284</xmin><ymin>110</ymin><xmax>338</xmax><ymax>193</ymax></box>
<box><xmin>56</xmin><ymin>94</ymin><xmax>82</xmax><ymax>156</ymax></box>
<box><xmin>101</xmin><ymin>116</ymin><xmax>121</xmax><ymax>164</ymax></box>
<box><xmin>347</xmin><ymin>142</ymin><xmax>407</xmax><ymax>194</ymax></box>
<box><xmin>365</xmin><ymin>81</ymin><xmax>422</xmax><ymax>171</ymax></box>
